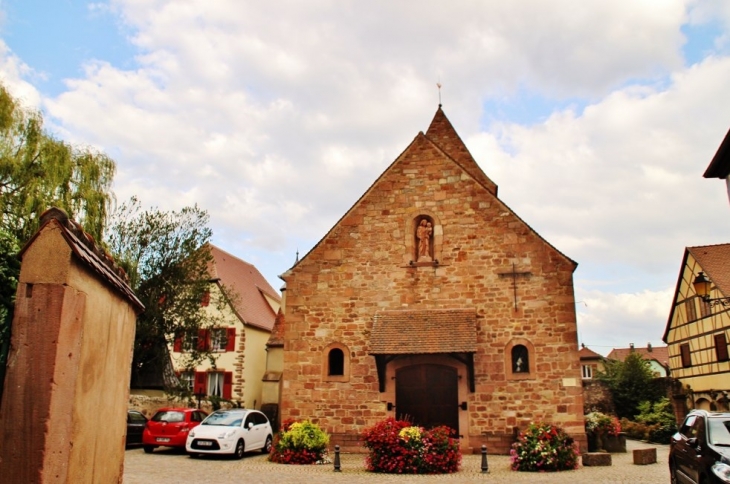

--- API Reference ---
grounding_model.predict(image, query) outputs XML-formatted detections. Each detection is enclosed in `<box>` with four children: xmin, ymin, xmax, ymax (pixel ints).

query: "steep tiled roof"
<box><xmin>267</xmin><ymin>309</ymin><xmax>285</xmax><ymax>347</ymax></box>
<box><xmin>208</xmin><ymin>244</ymin><xmax>280</xmax><ymax>331</ymax></box>
<box><xmin>688</xmin><ymin>243</ymin><xmax>730</xmax><ymax>297</ymax></box>
<box><xmin>704</xmin><ymin>128</ymin><xmax>730</xmax><ymax>179</ymax></box>
<box><xmin>607</xmin><ymin>346</ymin><xmax>669</xmax><ymax>368</ymax></box>
<box><xmin>579</xmin><ymin>346</ymin><xmax>603</xmax><ymax>360</ymax></box>
<box><xmin>21</xmin><ymin>207</ymin><xmax>144</xmax><ymax>313</ymax></box>
<box><xmin>425</xmin><ymin>107</ymin><xmax>498</xmax><ymax>196</ymax></box>
<box><xmin>370</xmin><ymin>309</ymin><xmax>477</xmax><ymax>354</ymax></box>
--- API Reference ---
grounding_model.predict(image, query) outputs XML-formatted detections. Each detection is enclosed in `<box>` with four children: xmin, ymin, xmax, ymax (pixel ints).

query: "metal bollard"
<box><xmin>333</xmin><ymin>444</ymin><xmax>341</xmax><ymax>472</ymax></box>
<box><xmin>481</xmin><ymin>444</ymin><xmax>489</xmax><ymax>473</ymax></box>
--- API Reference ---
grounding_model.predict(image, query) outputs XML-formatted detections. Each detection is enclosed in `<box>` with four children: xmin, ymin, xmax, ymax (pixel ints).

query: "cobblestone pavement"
<box><xmin>123</xmin><ymin>439</ymin><xmax>670</xmax><ymax>484</ymax></box>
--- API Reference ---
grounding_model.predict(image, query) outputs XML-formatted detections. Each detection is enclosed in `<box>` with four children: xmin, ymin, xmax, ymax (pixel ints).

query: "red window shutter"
<box><xmin>201</xmin><ymin>291</ymin><xmax>210</xmax><ymax>307</ymax></box>
<box><xmin>223</xmin><ymin>372</ymin><xmax>233</xmax><ymax>399</ymax></box>
<box><xmin>198</xmin><ymin>329</ymin><xmax>210</xmax><ymax>351</ymax></box>
<box><xmin>173</xmin><ymin>334</ymin><xmax>182</xmax><ymax>353</ymax></box>
<box><xmin>226</xmin><ymin>328</ymin><xmax>236</xmax><ymax>352</ymax></box>
<box><xmin>194</xmin><ymin>372</ymin><xmax>207</xmax><ymax>395</ymax></box>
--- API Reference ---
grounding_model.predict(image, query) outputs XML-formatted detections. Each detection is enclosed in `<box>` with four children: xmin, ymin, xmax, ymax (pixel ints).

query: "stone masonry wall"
<box><xmin>281</xmin><ymin>127</ymin><xmax>586</xmax><ymax>454</ymax></box>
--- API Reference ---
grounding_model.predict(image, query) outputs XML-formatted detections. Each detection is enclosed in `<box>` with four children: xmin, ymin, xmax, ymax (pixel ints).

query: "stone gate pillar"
<box><xmin>0</xmin><ymin>208</ymin><xmax>144</xmax><ymax>483</ymax></box>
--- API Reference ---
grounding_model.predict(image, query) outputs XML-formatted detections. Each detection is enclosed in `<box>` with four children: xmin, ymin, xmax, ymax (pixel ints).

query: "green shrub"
<box><xmin>510</xmin><ymin>422</ymin><xmax>579</xmax><ymax>472</ymax></box>
<box><xmin>361</xmin><ymin>418</ymin><xmax>461</xmax><ymax>474</ymax></box>
<box><xmin>622</xmin><ymin>397</ymin><xmax>677</xmax><ymax>444</ymax></box>
<box><xmin>269</xmin><ymin>419</ymin><xmax>330</xmax><ymax>464</ymax></box>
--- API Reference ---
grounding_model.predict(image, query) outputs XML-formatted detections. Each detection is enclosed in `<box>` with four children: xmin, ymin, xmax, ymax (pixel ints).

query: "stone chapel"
<box><xmin>276</xmin><ymin>107</ymin><xmax>586</xmax><ymax>453</ymax></box>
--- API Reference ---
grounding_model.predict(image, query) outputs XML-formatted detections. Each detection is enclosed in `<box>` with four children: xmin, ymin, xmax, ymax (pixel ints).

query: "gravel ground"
<box><xmin>123</xmin><ymin>439</ymin><xmax>670</xmax><ymax>484</ymax></box>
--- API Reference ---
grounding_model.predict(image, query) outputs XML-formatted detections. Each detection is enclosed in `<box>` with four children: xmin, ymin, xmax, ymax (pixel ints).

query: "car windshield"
<box><xmin>202</xmin><ymin>411</ymin><xmax>246</xmax><ymax>427</ymax></box>
<box><xmin>152</xmin><ymin>411</ymin><xmax>185</xmax><ymax>423</ymax></box>
<box><xmin>709</xmin><ymin>417</ymin><xmax>730</xmax><ymax>446</ymax></box>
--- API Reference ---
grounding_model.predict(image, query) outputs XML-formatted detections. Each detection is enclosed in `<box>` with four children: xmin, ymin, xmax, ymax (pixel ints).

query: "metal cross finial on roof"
<box><xmin>437</xmin><ymin>81</ymin><xmax>442</xmax><ymax>107</ymax></box>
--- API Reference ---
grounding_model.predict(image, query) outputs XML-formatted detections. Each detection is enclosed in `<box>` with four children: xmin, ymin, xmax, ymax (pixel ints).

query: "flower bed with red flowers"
<box><xmin>268</xmin><ymin>419</ymin><xmax>330</xmax><ymax>465</ymax></box>
<box><xmin>510</xmin><ymin>422</ymin><xmax>579</xmax><ymax>472</ymax></box>
<box><xmin>361</xmin><ymin>418</ymin><xmax>461</xmax><ymax>474</ymax></box>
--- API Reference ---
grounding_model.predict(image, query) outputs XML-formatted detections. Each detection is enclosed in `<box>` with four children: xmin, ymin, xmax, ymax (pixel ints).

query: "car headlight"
<box><xmin>218</xmin><ymin>429</ymin><xmax>236</xmax><ymax>439</ymax></box>
<box><xmin>188</xmin><ymin>430</ymin><xmax>195</xmax><ymax>438</ymax></box>
<box><xmin>712</xmin><ymin>462</ymin><xmax>730</xmax><ymax>483</ymax></box>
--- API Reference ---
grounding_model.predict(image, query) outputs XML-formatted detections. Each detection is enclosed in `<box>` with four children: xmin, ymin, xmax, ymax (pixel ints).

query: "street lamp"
<box><xmin>693</xmin><ymin>271</ymin><xmax>730</xmax><ymax>307</ymax></box>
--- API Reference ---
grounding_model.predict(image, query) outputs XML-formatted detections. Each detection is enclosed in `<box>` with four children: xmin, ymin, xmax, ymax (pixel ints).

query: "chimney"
<box><xmin>630</xmin><ymin>343</ymin><xmax>635</xmax><ymax>352</ymax></box>
<box><xmin>647</xmin><ymin>342</ymin><xmax>653</xmax><ymax>352</ymax></box>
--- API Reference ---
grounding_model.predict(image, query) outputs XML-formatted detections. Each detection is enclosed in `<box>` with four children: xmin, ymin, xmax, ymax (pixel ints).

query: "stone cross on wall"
<box><xmin>497</xmin><ymin>263</ymin><xmax>532</xmax><ymax>311</ymax></box>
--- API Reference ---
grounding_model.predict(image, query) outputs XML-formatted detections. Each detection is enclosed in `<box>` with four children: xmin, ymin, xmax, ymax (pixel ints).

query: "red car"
<box><xmin>143</xmin><ymin>408</ymin><xmax>208</xmax><ymax>453</ymax></box>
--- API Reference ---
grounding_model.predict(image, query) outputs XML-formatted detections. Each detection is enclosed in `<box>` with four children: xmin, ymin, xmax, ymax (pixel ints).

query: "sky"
<box><xmin>2</xmin><ymin>1</ymin><xmax>730</xmax><ymax>356</ymax></box>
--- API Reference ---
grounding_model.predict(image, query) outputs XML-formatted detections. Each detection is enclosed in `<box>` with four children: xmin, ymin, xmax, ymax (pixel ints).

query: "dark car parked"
<box><xmin>670</xmin><ymin>409</ymin><xmax>730</xmax><ymax>484</ymax></box>
<box><xmin>126</xmin><ymin>410</ymin><xmax>148</xmax><ymax>446</ymax></box>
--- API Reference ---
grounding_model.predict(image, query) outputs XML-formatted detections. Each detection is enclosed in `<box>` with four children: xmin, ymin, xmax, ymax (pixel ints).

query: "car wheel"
<box><xmin>262</xmin><ymin>436</ymin><xmax>273</xmax><ymax>454</ymax></box>
<box><xmin>234</xmin><ymin>439</ymin><xmax>245</xmax><ymax>460</ymax></box>
<box><xmin>143</xmin><ymin>446</ymin><xmax>155</xmax><ymax>454</ymax></box>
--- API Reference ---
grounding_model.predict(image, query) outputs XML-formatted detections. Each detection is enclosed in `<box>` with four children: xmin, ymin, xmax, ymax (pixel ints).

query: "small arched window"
<box><xmin>328</xmin><ymin>348</ymin><xmax>344</xmax><ymax>376</ymax></box>
<box><xmin>505</xmin><ymin>338</ymin><xmax>535</xmax><ymax>380</ymax></box>
<box><xmin>322</xmin><ymin>343</ymin><xmax>350</xmax><ymax>382</ymax></box>
<box><xmin>511</xmin><ymin>345</ymin><xmax>529</xmax><ymax>373</ymax></box>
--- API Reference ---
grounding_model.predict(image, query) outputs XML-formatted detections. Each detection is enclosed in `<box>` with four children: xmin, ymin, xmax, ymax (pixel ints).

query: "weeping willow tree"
<box><xmin>0</xmin><ymin>84</ymin><xmax>116</xmax><ymax>244</ymax></box>
<box><xmin>0</xmin><ymin>83</ymin><xmax>116</xmax><ymax>400</ymax></box>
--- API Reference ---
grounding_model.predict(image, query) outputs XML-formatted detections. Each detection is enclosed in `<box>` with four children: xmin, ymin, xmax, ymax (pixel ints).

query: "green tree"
<box><xmin>596</xmin><ymin>352</ymin><xmax>664</xmax><ymax>419</ymax></box>
<box><xmin>0</xmin><ymin>84</ymin><xmax>115</xmax><ymax>243</ymax></box>
<box><xmin>105</xmin><ymin>197</ymin><xmax>232</xmax><ymax>392</ymax></box>
<box><xmin>0</xmin><ymin>230</ymin><xmax>20</xmax><ymax>398</ymax></box>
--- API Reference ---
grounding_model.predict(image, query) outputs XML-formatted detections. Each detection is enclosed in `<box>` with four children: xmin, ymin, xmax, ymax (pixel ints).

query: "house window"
<box><xmin>715</xmin><ymin>334</ymin><xmax>729</xmax><ymax>362</ymax></box>
<box><xmin>511</xmin><ymin>345</ymin><xmax>529</xmax><ymax>373</ymax></box>
<box><xmin>685</xmin><ymin>299</ymin><xmax>697</xmax><ymax>322</ymax></box>
<box><xmin>680</xmin><ymin>343</ymin><xmax>692</xmax><ymax>368</ymax></box>
<box><xmin>210</xmin><ymin>328</ymin><xmax>228</xmax><ymax>352</ymax></box>
<box><xmin>328</xmin><ymin>348</ymin><xmax>344</xmax><ymax>376</ymax></box>
<box><xmin>180</xmin><ymin>372</ymin><xmax>194</xmax><ymax>391</ymax></box>
<box><xmin>582</xmin><ymin>365</ymin><xmax>593</xmax><ymax>379</ymax></box>
<box><xmin>201</xmin><ymin>290</ymin><xmax>211</xmax><ymax>307</ymax></box>
<box><xmin>700</xmin><ymin>298</ymin><xmax>711</xmax><ymax>318</ymax></box>
<box><xmin>208</xmin><ymin>372</ymin><xmax>225</xmax><ymax>397</ymax></box>
<box><xmin>183</xmin><ymin>331</ymin><xmax>199</xmax><ymax>352</ymax></box>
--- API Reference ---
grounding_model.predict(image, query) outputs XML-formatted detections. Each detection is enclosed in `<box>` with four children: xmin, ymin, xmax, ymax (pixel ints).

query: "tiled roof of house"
<box><xmin>607</xmin><ymin>345</ymin><xmax>669</xmax><ymax>368</ymax></box>
<box><xmin>267</xmin><ymin>309</ymin><xmax>285</xmax><ymax>347</ymax></box>
<box><xmin>22</xmin><ymin>207</ymin><xmax>144</xmax><ymax>313</ymax></box>
<box><xmin>688</xmin><ymin>243</ymin><xmax>730</xmax><ymax>297</ymax></box>
<box><xmin>208</xmin><ymin>244</ymin><xmax>280</xmax><ymax>332</ymax></box>
<box><xmin>579</xmin><ymin>346</ymin><xmax>603</xmax><ymax>360</ymax></box>
<box><xmin>703</xmin><ymin>128</ymin><xmax>730</xmax><ymax>179</ymax></box>
<box><xmin>370</xmin><ymin>309</ymin><xmax>477</xmax><ymax>354</ymax></box>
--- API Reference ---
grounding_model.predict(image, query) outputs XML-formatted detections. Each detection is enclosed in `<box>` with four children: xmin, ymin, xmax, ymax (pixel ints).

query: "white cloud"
<box><xmin>2</xmin><ymin>0</ymin><xmax>729</xmax><ymax>350</ymax></box>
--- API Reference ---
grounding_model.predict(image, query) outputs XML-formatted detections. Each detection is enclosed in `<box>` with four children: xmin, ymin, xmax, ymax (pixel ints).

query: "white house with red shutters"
<box><xmin>170</xmin><ymin>244</ymin><xmax>280</xmax><ymax>408</ymax></box>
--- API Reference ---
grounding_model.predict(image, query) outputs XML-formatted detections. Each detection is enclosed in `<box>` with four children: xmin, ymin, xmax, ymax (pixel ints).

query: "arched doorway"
<box><xmin>396</xmin><ymin>364</ymin><xmax>459</xmax><ymax>435</ymax></box>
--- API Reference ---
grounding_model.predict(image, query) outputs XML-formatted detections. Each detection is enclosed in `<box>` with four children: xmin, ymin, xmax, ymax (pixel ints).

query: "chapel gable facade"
<box><xmin>279</xmin><ymin>107</ymin><xmax>585</xmax><ymax>453</ymax></box>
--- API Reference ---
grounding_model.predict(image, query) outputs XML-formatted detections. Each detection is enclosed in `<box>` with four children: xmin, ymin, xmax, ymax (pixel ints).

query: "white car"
<box><xmin>185</xmin><ymin>409</ymin><xmax>273</xmax><ymax>459</ymax></box>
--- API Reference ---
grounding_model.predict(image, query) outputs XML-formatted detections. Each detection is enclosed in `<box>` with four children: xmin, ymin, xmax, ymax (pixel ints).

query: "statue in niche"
<box><xmin>416</xmin><ymin>219</ymin><xmax>433</xmax><ymax>262</ymax></box>
<box><xmin>512</xmin><ymin>345</ymin><xmax>529</xmax><ymax>373</ymax></box>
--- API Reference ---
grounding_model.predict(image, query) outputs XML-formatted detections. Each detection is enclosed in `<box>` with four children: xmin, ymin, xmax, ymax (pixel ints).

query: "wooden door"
<box><xmin>396</xmin><ymin>364</ymin><xmax>459</xmax><ymax>435</ymax></box>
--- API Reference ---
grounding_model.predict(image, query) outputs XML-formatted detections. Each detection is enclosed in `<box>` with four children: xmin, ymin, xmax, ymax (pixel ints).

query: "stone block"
<box><xmin>633</xmin><ymin>448</ymin><xmax>657</xmax><ymax>465</ymax></box>
<box><xmin>582</xmin><ymin>452</ymin><xmax>612</xmax><ymax>466</ymax></box>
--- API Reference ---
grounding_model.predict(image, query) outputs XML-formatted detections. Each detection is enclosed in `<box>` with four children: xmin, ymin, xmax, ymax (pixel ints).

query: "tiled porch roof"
<box><xmin>370</xmin><ymin>309</ymin><xmax>477</xmax><ymax>354</ymax></box>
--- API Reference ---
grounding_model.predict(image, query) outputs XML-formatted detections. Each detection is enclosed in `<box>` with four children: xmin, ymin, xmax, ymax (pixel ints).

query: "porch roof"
<box><xmin>370</xmin><ymin>309</ymin><xmax>477</xmax><ymax>354</ymax></box>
